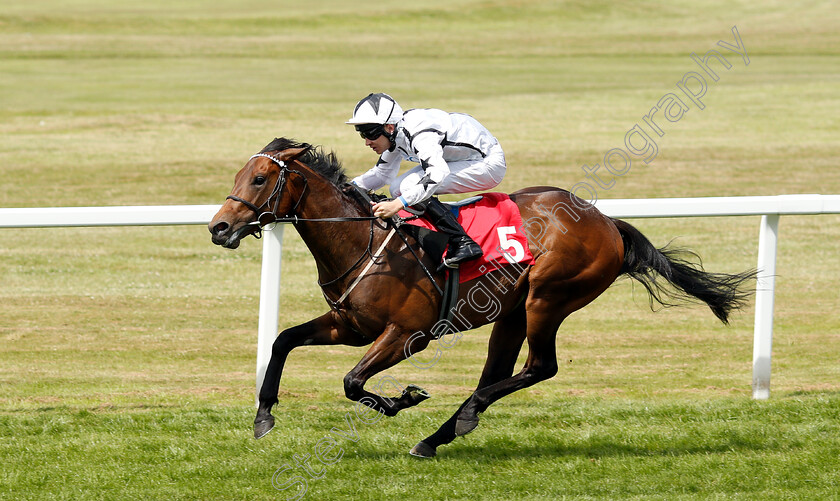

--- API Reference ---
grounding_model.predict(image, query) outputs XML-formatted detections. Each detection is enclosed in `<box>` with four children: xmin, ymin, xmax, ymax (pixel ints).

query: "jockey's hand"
<box><xmin>371</xmin><ymin>199</ymin><xmax>405</xmax><ymax>219</ymax></box>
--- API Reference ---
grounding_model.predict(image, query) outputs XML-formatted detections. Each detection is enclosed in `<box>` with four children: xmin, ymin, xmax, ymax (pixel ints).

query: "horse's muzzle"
<box><xmin>209</xmin><ymin>220</ymin><xmax>258</xmax><ymax>249</ymax></box>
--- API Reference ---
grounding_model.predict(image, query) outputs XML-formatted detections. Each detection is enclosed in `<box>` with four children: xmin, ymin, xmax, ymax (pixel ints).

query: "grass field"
<box><xmin>1</xmin><ymin>1</ymin><xmax>839</xmax><ymax>499</ymax></box>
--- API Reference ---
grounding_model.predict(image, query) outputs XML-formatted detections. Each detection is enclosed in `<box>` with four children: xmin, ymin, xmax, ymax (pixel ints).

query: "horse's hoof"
<box><xmin>454</xmin><ymin>417</ymin><xmax>479</xmax><ymax>437</ymax></box>
<box><xmin>254</xmin><ymin>416</ymin><xmax>275</xmax><ymax>439</ymax></box>
<box><xmin>403</xmin><ymin>384</ymin><xmax>431</xmax><ymax>405</ymax></box>
<box><xmin>409</xmin><ymin>441</ymin><xmax>437</xmax><ymax>458</ymax></box>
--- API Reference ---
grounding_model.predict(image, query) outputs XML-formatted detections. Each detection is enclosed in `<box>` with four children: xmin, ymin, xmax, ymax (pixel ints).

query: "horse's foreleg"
<box><xmin>411</xmin><ymin>305</ymin><xmax>527</xmax><ymax>458</ymax></box>
<box><xmin>255</xmin><ymin>311</ymin><xmax>367</xmax><ymax>439</ymax></box>
<box><xmin>342</xmin><ymin>325</ymin><xmax>430</xmax><ymax>418</ymax></box>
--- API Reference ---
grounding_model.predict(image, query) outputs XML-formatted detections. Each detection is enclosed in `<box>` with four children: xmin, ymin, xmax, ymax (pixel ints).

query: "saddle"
<box><xmin>398</xmin><ymin>193</ymin><xmax>534</xmax><ymax>281</ymax></box>
<box><xmin>399</xmin><ymin>196</ymin><xmax>484</xmax><ymax>266</ymax></box>
<box><xmin>347</xmin><ymin>186</ymin><xmax>535</xmax><ymax>326</ymax></box>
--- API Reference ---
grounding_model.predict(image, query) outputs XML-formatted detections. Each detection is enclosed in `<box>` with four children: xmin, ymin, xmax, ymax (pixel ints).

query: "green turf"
<box><xmin>1</xmin><ymin>1</ymin><xmax>839</xmax><ymax>499</ymax></box>
<box><xmin>3</xmin><ymin>396</ymin><xmax>840</xmax><ymax>500</ymax></box>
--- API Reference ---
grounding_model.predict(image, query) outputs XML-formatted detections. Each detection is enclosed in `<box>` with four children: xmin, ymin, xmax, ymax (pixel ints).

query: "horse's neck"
<box><xmin>293</xmin><ymin>173</ymin><xmax>378</xmax><ymax>283</ymax></box>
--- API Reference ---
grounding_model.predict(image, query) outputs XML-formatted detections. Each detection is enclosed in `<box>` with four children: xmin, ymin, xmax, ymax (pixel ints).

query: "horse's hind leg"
<box><xmin>411</xmin><ymin>304</ymin><xmax>528</xmax><ymax>458</ymax></box>
<box><xmin>435</xmin><ymin>289</ymin><xmax>572</xmax><ymax>440</ymax></box>
<box><xmin>450</xmin><ymin>263</ymin><xmax>618</xmax><ymax>439</ymax></box>
<box><xmin>454</xmin><ymin>301</ymin><xmax>563</xmax><ymax>437</ymax></box>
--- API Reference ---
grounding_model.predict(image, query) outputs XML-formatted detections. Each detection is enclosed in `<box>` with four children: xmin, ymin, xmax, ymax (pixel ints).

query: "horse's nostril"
<box><xmin>212</xmin><ymin>221</ymin><xmax>230</xmax><ymax>236</ymax></box>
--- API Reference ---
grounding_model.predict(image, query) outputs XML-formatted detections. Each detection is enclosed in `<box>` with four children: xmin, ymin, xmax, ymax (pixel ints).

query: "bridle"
<box><xmin>227</xmin><ymin>153</ymin><xmax>382</xmax><ymax>230</ymax></box>
<box><xmin>225</xmin><ymin>153</ymin><xmax>306</xmax><ymax>234</ymax></box>
<box><xmin>224</xmin><ymin>151</ymin><xmax>443</xmax><ymax>309</ymax></box>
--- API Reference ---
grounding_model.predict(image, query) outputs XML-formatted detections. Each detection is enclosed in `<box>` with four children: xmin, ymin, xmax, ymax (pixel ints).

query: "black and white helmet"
<box><xmin>346</xmin><ymin>93</ymin><xmax>403</xmax><ymax>125</ymax></box>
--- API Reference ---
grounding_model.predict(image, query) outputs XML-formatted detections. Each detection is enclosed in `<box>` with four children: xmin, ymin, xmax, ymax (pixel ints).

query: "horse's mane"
<box><xmin>260</xmin><ymin>137</ymin><xmax>384</xmax><ymax>209</ymax></box>
<box><xmin>261</xmin><ymin>137</ymin><xmax>349</xmax><ymax>187</ymax></box>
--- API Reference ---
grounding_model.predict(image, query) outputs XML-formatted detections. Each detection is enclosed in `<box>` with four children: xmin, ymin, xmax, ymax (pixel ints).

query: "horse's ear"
<box><xmin>280</xmin><ymin>146</ymin><xmax>312</xmax><ymax>162</ymax></box>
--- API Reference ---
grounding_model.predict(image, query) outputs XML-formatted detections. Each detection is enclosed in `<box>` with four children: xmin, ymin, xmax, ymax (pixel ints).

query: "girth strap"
<box><xmin>438</xmin><ymin>267</ymin><xmax>460</xmax><ymax>327</ymax></box>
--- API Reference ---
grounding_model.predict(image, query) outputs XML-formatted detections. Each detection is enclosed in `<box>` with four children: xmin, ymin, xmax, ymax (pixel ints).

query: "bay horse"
<box><xmin>209</xmin><ymin>138</ymin><xmax>756</xmax><ymax>458</ymax></box>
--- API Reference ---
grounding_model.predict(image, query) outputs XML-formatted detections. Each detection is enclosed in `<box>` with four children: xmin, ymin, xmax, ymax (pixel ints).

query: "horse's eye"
<box><xmin>254</xmin><ymin>176</ymin><xmax>266</xmax><ymax>186</ymax></box>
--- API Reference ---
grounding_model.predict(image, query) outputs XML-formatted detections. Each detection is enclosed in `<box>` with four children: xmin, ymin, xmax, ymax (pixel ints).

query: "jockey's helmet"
<box><xmin>346</xmin><ymin>93</ymin><xmax>403</xmax><ymax>126</ymax></box>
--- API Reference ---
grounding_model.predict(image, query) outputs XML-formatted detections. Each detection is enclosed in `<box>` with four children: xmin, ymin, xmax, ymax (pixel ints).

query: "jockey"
<box><xmin>347</xmin><ymin>92</ymin><xmax>507</xmax><ymax>268</ymax></box>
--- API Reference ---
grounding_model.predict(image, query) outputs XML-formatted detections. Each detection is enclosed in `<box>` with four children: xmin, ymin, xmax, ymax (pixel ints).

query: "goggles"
<box><xmin>355</xmin><ymin>123</ymin><xmax>386</xmax><ymax>141</ymax></box>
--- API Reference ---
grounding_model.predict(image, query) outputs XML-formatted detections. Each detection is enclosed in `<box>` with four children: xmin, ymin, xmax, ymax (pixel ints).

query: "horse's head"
<box><xmin>209</xmin><ymin>146</ymin><xmax>310</xmax><ymax>249</ymax></box>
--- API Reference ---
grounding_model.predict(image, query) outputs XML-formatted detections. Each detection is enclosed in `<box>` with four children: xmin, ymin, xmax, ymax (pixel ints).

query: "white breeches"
<box><xmin>390</xmin><ymin>143</ymin><xmax>506</xmax><ymax>203</ymax></box>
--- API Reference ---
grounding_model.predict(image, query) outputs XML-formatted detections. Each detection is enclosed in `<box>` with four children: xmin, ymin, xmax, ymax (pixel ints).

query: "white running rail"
<box><xmin>2</xmin><ymin>194</ymin><xmax>839</xmax><ymax>401</ymax></box>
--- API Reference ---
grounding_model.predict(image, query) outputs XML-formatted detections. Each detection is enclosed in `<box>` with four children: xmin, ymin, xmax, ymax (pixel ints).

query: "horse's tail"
<box><xmin>612</xmin><ymin>218</ymin><xmax>757</xmax><ymax>324</ymax></box>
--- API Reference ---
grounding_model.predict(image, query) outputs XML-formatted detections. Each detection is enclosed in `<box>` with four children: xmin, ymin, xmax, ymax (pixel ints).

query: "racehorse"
<box><xmin>209</xmin><ymin>138</ymin><xmax>756</xmax><ymax>458</ymax></box>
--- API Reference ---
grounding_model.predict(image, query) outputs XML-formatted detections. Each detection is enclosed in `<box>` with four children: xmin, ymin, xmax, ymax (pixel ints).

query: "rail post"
<box><xmin>256</xmin><ymin>224</ymin><xmax>285</xmax><ymax>406</ymax></box>
<box><xmin>752</xmin><ymin>214</ymin><xmax>780</xmax><ymax>400</ymax></box>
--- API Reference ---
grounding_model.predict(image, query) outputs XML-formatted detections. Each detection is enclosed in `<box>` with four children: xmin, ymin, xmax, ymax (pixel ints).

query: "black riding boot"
<box><xmin>420</xmin><ymin>198</ymin><xmax>483</xmax><ymax>268</ymax></box>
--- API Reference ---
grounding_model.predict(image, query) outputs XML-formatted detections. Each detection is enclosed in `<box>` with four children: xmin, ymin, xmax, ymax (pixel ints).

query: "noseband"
<box><xmin>223</xmin><ymin>151</ymin><xmax>442</xmax><ymax>302</ymax></box>
<box><xmin>226</xmin><ymin>153</ymin><xmax>307</xmax><ymax>229</ymax></box>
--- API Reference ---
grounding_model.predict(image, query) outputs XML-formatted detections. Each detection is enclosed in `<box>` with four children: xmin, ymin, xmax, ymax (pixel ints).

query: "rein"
<box><xmin>226</xmin><ymin>153</ymin><xmax>378</xmax><ymax>236</ymax></box>
<box><xmin>225</xmin><ymin>152</ymin><xmax>443</xmax><ymax>308</ymax></box>
<box><xmin>225</xmin><ymin>153</ymin><xmax>383</xmax><ymax>305</ymax></box>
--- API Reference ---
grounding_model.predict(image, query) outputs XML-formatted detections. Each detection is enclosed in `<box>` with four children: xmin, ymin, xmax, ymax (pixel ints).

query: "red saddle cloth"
<box><xmin>400</xmin><ymin>192</ymin><xmax>535</xmax><ymax>283</ymax></box>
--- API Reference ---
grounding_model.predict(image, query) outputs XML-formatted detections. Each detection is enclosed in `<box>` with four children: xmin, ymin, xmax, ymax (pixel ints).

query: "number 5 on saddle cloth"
<box><xmin>397</xmin><ymin>193</ymin><xmax>535</xmax><ymax>325</ymax></box>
